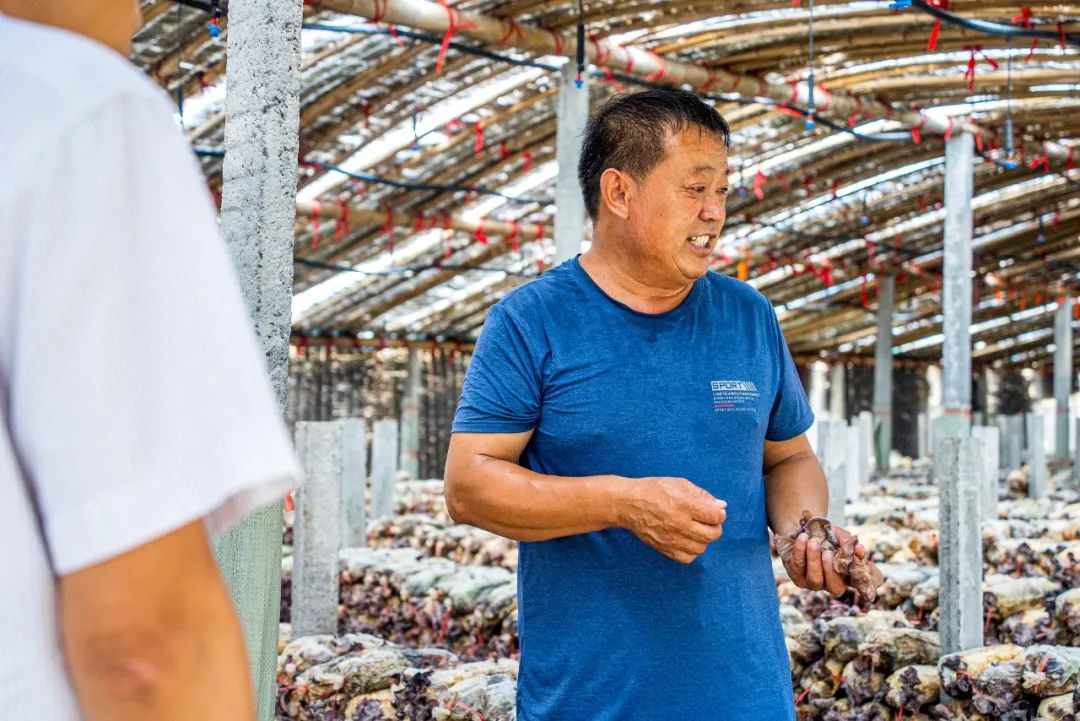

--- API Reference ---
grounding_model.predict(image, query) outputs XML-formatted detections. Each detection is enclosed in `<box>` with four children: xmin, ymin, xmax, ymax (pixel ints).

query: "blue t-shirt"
<box><xmin>452</xmin><ymin>256</ymin><xmax>814</xmax><ymax>721</ymax></box>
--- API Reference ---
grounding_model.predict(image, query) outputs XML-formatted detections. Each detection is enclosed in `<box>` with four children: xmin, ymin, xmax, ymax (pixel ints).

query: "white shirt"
<box><xmin>0</xmin><ymin>16</ymin><xmax>301</xmax><ymax>720</ymax></box>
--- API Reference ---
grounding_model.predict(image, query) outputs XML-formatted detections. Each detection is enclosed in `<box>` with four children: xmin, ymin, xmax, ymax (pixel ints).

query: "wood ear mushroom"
<box><xmin>775</xmin><ymin>511</ymin><xmax>885</xmax><ymax>603</ymax></box>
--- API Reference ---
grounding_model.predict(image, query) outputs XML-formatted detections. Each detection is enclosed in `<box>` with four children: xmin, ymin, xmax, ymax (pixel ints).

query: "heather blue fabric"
<box><xmin>452</xmin><ymin>256</ymin><xmax>814</xmax><ymax>721</ymax></box>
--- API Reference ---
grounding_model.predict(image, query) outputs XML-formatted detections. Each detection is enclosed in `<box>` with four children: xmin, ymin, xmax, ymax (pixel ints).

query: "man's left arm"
<box><xmin>764</xmin><ymin>433</ymin><xmax>859</xmax><ymax>596</ymax></box>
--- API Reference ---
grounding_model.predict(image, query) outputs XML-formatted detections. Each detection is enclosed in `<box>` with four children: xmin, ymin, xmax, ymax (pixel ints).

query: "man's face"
<box><xmin>0</xmin><ymin>0</ymin><xmax>143</xmax><ymax>54</ymax></box>
<box><xmin>621</xmin><ymin>128</ymin><xmax>729</xmax><ymax>288</ymax></box>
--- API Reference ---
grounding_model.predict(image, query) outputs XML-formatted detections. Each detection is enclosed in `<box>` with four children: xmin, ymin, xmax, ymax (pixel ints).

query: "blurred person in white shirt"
<box><xmin>0</xmin><ymin>2</ymin><xmax>301</xmax><ymax>720</ymax></box>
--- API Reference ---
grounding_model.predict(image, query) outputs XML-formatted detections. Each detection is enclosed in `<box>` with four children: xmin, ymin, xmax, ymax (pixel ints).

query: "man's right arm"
<box><xmin>444</xmin><ymin>432</ymin><xmax>727</xmax><ymax>562</ymax></box>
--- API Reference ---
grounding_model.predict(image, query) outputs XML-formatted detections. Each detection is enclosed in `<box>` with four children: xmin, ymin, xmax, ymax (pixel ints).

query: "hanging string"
<box><xmin>1004</xmin><ymin>36</ymin><xmax>1017</xmax><ymax>169</ymax></box>
<box><xmin>805</xmin><ymin>0</ymin><xmax>816</xmax><ymax>130</ymax></box>
<box><xmin>575</xmin><ymin>0</ymin><xmax>585</xmax><ymax>88</ymax></box>
<box><xmin>208</xmin><ymin>0</ymin><xmax>222</xmax><ymax>38</ymax></box>
<box><xmin>175</xmin><ymin>2</ymin><xmax>185</xmax><ymax>131</ymax></box>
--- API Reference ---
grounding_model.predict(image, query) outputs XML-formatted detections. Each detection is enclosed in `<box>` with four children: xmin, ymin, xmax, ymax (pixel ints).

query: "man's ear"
<box><xmin>598</xmin><ymin>168</ymin><xmax>633</xmax><ymax>220</ymax></box>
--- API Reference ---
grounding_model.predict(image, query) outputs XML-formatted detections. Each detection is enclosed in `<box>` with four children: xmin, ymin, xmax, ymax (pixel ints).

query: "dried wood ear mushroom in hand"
<box><xmin>774</xmin><ymin>511</ymin><xmax>885</xmax><ymax>603</ymax></box>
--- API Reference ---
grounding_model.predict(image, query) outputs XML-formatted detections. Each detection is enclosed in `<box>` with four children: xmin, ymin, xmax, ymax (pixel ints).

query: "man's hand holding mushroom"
<box><xmin>775</xmin><ymin>512</ymin><xmax>884</xmax><ymax>602</ymax></box>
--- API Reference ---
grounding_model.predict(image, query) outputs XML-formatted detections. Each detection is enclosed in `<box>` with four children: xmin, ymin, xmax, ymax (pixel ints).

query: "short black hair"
<box><xmin>577</xmin><ymin>89</ymin><xmax>731</xmax><ymax>222</ymax></box>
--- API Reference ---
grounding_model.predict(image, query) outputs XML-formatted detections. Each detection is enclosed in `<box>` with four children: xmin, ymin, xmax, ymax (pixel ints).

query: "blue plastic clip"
<box><xmin>888</xmin><ymin>0</ymin><xmax>912</xmax><ymax>10</ymax></box>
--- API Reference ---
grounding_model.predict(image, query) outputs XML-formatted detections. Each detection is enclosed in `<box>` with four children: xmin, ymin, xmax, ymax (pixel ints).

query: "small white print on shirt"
<box><xmin>710</xmin><ymin>380</ymin><xmax>760</xmax><ymax>412</ymax></box>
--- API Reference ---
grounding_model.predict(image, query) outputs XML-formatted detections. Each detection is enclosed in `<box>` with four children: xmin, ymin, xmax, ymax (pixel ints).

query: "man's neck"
<box><xmin>578</xmin><ymin>243</ymin><xmax>693</xmax><ymax>315</ymax></box>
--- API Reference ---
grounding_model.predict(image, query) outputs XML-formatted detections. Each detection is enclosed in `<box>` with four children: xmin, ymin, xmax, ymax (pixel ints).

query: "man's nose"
<box><xmin>700</xmin><ymin>196</ymin><xmax>726</xmax><ymax>222</ymax></box>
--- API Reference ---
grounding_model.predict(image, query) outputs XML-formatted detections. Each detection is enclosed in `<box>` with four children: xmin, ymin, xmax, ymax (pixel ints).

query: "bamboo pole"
<box><xmin>312</xmin><ymin>0</ymin><xmax>1077</xmax><ymax>164</ymax></box>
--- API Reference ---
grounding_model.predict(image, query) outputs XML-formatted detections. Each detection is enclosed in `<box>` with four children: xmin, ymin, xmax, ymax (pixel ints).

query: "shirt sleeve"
<box><xmin>7</xmin><ymin>94</ymin><xmax>301</xmax><ymax>575</ymax></box>
<box><xmin>764</xmin><ymin>305</ymin><xmax>815</xmax><ymax>442</ymax></box>
<box><xmin>452</xmin><ymin>303</ymin><xmax>543</xmax><ymax>434</ymax></box>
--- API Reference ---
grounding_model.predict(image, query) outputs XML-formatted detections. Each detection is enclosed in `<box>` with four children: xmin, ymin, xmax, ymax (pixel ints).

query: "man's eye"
<box><xmin>690</xmin><ymin>186</ymin><xmax>706</xmax><ymax>193</ymax></box>
<box><xmin>720</xmin><ymin>188</ymin><xmax>729</xmax><ymax>196</ymax></box>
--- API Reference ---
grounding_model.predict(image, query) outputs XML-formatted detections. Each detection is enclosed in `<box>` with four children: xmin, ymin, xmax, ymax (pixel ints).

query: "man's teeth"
<box><xmin>689</xmin><ymin>235</ymin><xmax>712</xmax><ymax>247</ymax></box>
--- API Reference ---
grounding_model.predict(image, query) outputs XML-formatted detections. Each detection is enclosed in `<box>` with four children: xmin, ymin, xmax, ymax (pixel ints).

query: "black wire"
<box><xmin>174</xmin><ymin>2</ymin><xmax>184</xmax><ymax>129</ymax></box>
<box><xmin>576</xmin><ymin>0</ymin><xmax>586</xmax><ymax>82</ymax></box>
<box><xmin>295</xmin><ymin>257</ymin><xmax>532</xmax><ymax>277</ymax></box>
<box><xmin>910</xmin><ymin>0</ymin><xmax>1079</xmax><ymax>46</ymax></box>
<box><xmin>806</xmin><ymin>0</ymin><xmax>815</xmax><ymax>122</ymax></box>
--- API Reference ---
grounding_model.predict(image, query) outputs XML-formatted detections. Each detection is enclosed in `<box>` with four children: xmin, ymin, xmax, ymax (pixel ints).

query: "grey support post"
<box><xmin>554</xmin><ymin>61</ymin><xmax>589</xmax><ymax>264</ymax></box>
<box><xmin>815</xmin><ymin>420</ymin><xmax>847</xmax><ymax>524</ymax></box>
<box><xmin>399</xmin><ymin>348</ymin><xmax>421</xmax><ymax>480</ymax></box>
<box><xmin>939</xmin><ymin>131</ymin><xmax>975</xmax><ymax>441</ymax></box>
<box><xmin>873</xmin><ymin>274</ymin><xmax>895</xmax><ymax>472</ymax></box>
<box><xmin>971</xmin><ymin>425</ymin><xmax>1000</xmax><ymax>522</ymax></box>
<box><xmin>936</xmin><ymin>437</ymin><xmax>984</xmax><ymax>654</ymax></box>
<box><xmin>212</xmin><ymin>1</ymin><xmax>303</xmax><ymax>717</ymax></box>
<box><xmin>857</xmin><ymin>411</ymin><xmax>873</xmax><ymax>483</ymax></box>
<box><xmin>292</xmin><ymin>421</ymin><xmax>346</xmax><ymax>638</ymax></box>
<box><xmin>340</xmin><ymin>419</ymin><xmax>367</xmax><ymax>548</ymax></box>
<box><xmin>371</xmin><ymin>419</ymin><xmax>399</xmax><ymax>519</ymax></box>
<box><xmin>1054</xmin><ymin>295</ymin><xmax>1073</xmax><ymax>459</ymax></box>
<box><xmin>1026</xmin><ymin>414</ymin><xmax>1047</xmax><ymax>499</ymax></box>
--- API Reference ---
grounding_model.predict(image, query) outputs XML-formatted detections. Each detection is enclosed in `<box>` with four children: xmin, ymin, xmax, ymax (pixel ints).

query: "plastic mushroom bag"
<box><xmin>1036</xmin><ymin>692</ymin><xmax>1078</xmax><ymax>720</ymax></box>
<box><xmin>774</xmin><ymin>511</ymin><xmax>885</xmax><ymax>602</ymax></box>
<box><xmin>822</xmin><ymin>610</ymin><xmax>909</xmax><ymax>663</ymax></box>
<box><xmin>884</xmin><ymin>664</ymin><xmax>940</xmax><ymax>713</ymax></box>
<box><xmin>938</xmin><ymin>644</ymin><xmax>1024</xmax><ymax>698</ymax></box>
<box><xmin>1022</xmin><ymin>645</ymin><xmax>1080</xmax><ymax>697</ymax></box>
<box><xmin>983</xmin><ymin>574</ymin><xmax>1061</xmax><ymax>620</ymax></box>
<box><xmin>858</xmin><ymin>628</ymin><xmax>940</xmax><ymax>672</ymax></box>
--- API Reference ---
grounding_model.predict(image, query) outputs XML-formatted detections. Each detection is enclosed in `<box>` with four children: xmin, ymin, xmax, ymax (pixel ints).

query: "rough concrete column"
<box><xmin>340</xmin><ymin>419</ymin><xmax>367</xmax><ymax>548</ymax></box>
<box><xmin>829</xmin><ymin>363</ymin><xmax>846</xmax><ymax>421</ymax></box>
<box><xmin>292</xmin><ymin>422</ymin><xmax>345</xmax><ymax>638</ymax></box>
<box><xmin>917</xmin><ymin>412</ymin><xmax>928</xmax><ymax>460</ymax></box>
<box><xmin>936</xmin><ymin>436</ymin><xmax>984</xmax><ymax>654</ymax></box>
<box><xmin>940</xmin><ymin>132</ymin><xmax>975</xmax><ymax>441</ymax></box>
<box><xmin>873</xmin><ymin>274</ymin><xmax>895</xmax><ymax>471</ymax></box>
<box><xmin>1055</xmin><ymin>295</ymin><xmax>1073</xmax><ymax>459</ymax></box>
<box><xmin>813</xmin><ymin>420</ymin><xmax>847</xmax><ymax>524</ymax></box>
<box><xmin>845</xmin><ymin>421</ymin><xmax>861</xmax><ymax>503</ymax></box>
<box><xmin>857</xmin><ymin>411</ymin><xmax>873</xmax><ymax>482</ymax></box>
<box><xmin>971</xmin><ymin>425</ymin><xmax>1000</xmax><ymax>523</ymax></box>
<box><xmin>1026</xmin><ymin>413</ymin><xmax>1047</xmax><ymax>499</ymax></box>
<box><xmin>399</xmin><ymin>348</ymin><xmax>421</xmax><ymax>479</ymax></box>
<box><xmin>211</xmin><ymin>1</ymin><xmax>302</xmax><ymax>717</ymax></box>
<box><xmin>1001</xmin><ymin>414</ymin><xmax>1024</xmax><ymax>471</ymax></box>
<box><xmin>1075</xmin><ymin>420</ymin><xmax>1080</xmax><ymax>483</ymax></box>
<box><xmin>555</xmin><ymin>61</ymin><xmax>589</xmax><ymax>264</ymax></box>
<box><xmin>371</xmin><ymin>419</ymin><xmax>399</xmax><ymax>519</ymax></box>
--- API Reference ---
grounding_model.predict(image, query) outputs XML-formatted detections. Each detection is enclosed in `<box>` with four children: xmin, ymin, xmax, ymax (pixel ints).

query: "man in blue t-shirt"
<box><xmin>445</xmin><ymin>89</ymin><xmax>869</xmax><ymax>720</ymax></box>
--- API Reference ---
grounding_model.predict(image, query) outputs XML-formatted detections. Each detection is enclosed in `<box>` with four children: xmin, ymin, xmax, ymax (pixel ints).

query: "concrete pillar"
<box><xmin>857</xmin><ymin>411</ymin><xmax>873</xmax><ymax>482</ymax></box>
<box><xmin>829</xmin><ymin>363</ymin><xmax>846</xmax><ymax>422</ymax></box>
<box><xmin>939</xmin><ymin>132</ymin><xmax>975</xmax><ymax>441</ymax></box>
<box><xmin>1026</xmin><ymin>413</ymin><xmax>1047</xmax><ymax>499</ymax></box>
<box><xmin>211</xmin><ymin>1</ymin><xmax>302</xmax><ymax>717</ymax></box>
<box><xmin>873</xmin><ymin>274</ymin><xmax>895</xmax><ymax>471</ymax></box>
<box><xmin>1001</xmin><ymin>414</ymin><xmax>1024</xmax><ymax>471</ymax></box>
<box><xmin>292</xmin><ymin>421</ymin><xmax>345</xmax><ymax>638</ymax></box>
<box><xmin>917</xmin><ymin>412</ymin><xmax>928</xmax><ymax>460</ymax></box>
<box><xmin>371</xmin><ymin>419</ymin><xmax>399</xmax><ymax>519</ymax></box>
<box><xmin>936</xmin><ymin>436</ymin><xmax>984</xmax><ymax>654</ymax></box>
<box><xmin>844</xmin><ymin>422</ymin><xmax>861</xmax><ymax>503</ymax></box>
<box><xmin>815</xmin><ymin>420</ymin><xmax>847</xmax><ymax>524</ymax></box>
<box><xmin>971</xmin><ymin>426</ymin><xmax>1000</xmax><ymax>523</ymax></box>
<box><xmin>809</xmin><ymin>361</ymin><xmax>829</xmax><ymax>421</ymax></box>
<box><xmin>1055</xmin><ymin>295</ymin><xmax>1073</xmax><ymax>459</ymax></box>
<box><xmin>1075</xmin><ymin>420</ymin><xmax>1080</xmax><ymax>483</ymax></box>
<box><xmin>340</xmin><ymin>419</ymin><xmax>367</xmax><ymax>548</ymax></box>
<box><xmin>399</xmin><ymin>348</ymin><xmax>421</xmax><ymax>480</ymax></box>
<box><xmin>555</xmin><ymin>61</ymin><xmax>589</xmax><ymax>263</ymax></box>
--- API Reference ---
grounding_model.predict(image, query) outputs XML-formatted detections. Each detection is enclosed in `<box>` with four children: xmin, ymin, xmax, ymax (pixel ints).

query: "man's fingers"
<box><xmin>804</xmin><ymin>539</ymin><xmax>825</xmax><ymax>590</ymax></box>
<box><xmin>821</xmin><ymin>551</ymin><xmax>848</xmax><ymax>596</ymax></box>
<box><xmin>786</xmin><ymin>533</ymin><xmax>808</xmax><ymax>584</ymax></box>
<box><xmin>686</xmin><ymin>520</ymin><xmax>724</xmax><ymax>544</ymax></box>
<box><xmin>690</xmin><ymin>494</ymin><xmax>727</xmax><ymax>525</ymax></box>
